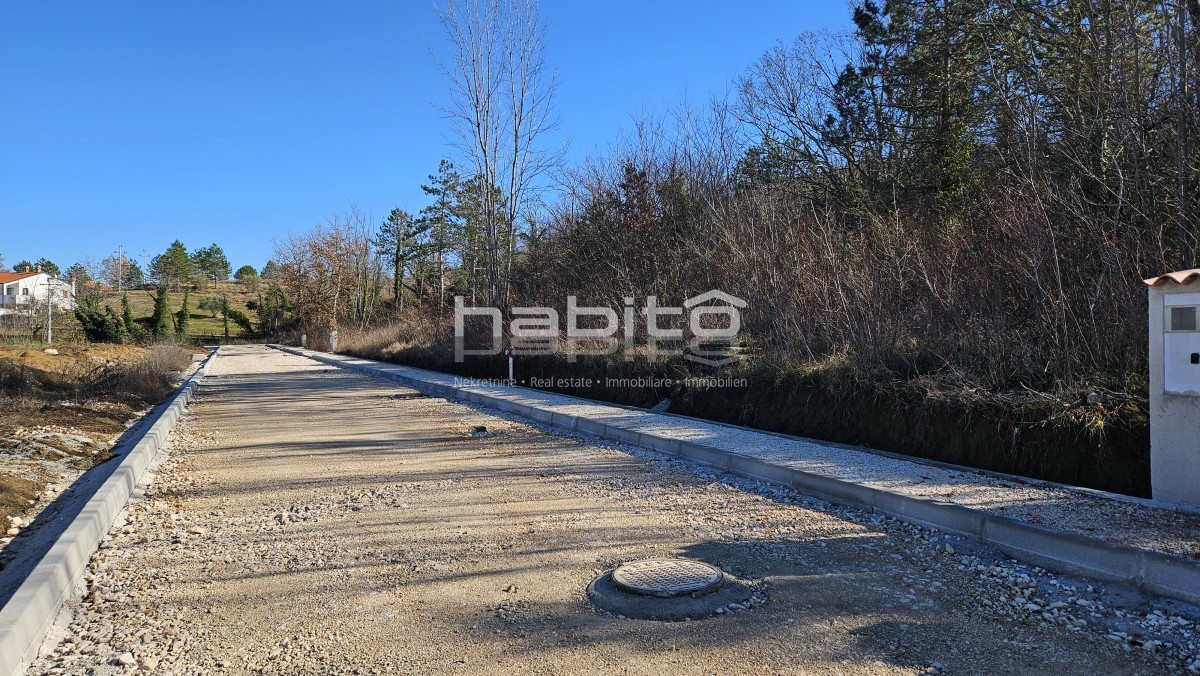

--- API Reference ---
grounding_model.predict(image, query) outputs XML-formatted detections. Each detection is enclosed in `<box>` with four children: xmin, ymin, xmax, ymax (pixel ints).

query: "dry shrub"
<box><xmin>0</xmin><ymin>361</ymin><xmax>39</xmax><ymax>398</ymax></box>
<box><xmin>0</xmin><ymin>344</ymin><xmax>194</xmax><ymax>407</ymax></box>
<box><xmin>0</xmin><ymin>394</ymin><xmax>46</xmax><ymax>414</ymax></box>
<box><xmin>111</xmin><ymin>344</ymin><xmax>194</xmax><ymax>404</ymax></box>
<box><xmin>270</xmin><ymin>326</ymin><xmax>305</xmax><ymax>347</ymax></box>
<box><xmin>338</xmin><ymin>313</ymin><xmax>446</xmax><ymax>360</ymax></box>
<box><xmin>0</xmin><ymin>359</ymin><xmax>85</xmax><ymax>400</ymax></box>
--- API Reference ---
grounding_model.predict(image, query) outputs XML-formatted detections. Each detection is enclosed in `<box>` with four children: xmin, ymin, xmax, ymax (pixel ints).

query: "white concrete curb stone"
<box><xmin>0</xmin><ymin>349</ymin><xmax>217</xmax><ymax>676</ymax></box>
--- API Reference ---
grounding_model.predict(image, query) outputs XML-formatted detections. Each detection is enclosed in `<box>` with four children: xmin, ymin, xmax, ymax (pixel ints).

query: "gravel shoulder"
<box><xmin>28</xmin><ymin>345</ymin><xmax>1200</xmax><ymax>674</ymax></box>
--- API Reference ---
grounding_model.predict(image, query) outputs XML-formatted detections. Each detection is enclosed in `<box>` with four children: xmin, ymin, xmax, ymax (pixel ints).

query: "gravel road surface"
<box><xmin>28</xmin><ymin>345</ymin><xmax>1200</xmax><ymax>674</ymax></box>
<box><xmin>303</xmin><ymin>350</ymin><xmax>1200</xmax><ymax>561</ymax></box>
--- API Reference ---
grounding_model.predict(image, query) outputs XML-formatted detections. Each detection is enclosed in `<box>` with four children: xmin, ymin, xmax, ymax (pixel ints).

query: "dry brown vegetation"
<box><xmin>340</xmin><ymin>0</ymin><xmax>1198</xmax><ymax>397</ymax></box>
<box><xmin>110</xmin><ymin>345</ymin><xmax>195</xmax><ymax>403</ymax></box>
<box><xmin>0</xmin><ymin>343</ymin><xmax>198</xmax><ymax>531</ymax></box>
<box><xmin>305</xmin><ymin>0</ymin><xmax>1200</xmax><ymax>494</ymax></box>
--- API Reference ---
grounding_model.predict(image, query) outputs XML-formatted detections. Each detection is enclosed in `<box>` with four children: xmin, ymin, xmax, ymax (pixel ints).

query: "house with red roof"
<box><xmin>0</xmin><ymin>264</ymin><xmax>76</xmax><ymax>315</ymax></box>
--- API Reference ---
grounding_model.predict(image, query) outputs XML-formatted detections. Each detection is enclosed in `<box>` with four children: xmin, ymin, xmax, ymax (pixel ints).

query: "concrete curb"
<box><xmin>0</xmin><ymin>350</ymin><xmax>217</xmax><ymax>676</ymax></box>
<box><xmin>270</xmin><ymin>345</ymin><xmax>1200</xmax><ymax>608</ymax></box>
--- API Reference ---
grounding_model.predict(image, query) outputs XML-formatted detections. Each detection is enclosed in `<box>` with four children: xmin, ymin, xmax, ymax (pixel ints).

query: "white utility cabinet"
<box><xmin>1146</xmin><ymin>269</ymin><xmax>1200</xmax><ymax>507</ymax></box>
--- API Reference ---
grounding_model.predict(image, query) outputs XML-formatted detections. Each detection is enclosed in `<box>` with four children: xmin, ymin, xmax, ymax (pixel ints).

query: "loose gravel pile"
<box><xmin>27</xmin><ymin>346</ymin><xmax>1200</xmax><ymax>674</ymax></box>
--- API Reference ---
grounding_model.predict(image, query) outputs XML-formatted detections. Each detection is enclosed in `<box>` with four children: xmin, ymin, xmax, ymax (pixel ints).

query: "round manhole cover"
<box><xmin>611</xmin><ymin>558</ymin><xmax>724</xmax><ymax>598</ymax></box>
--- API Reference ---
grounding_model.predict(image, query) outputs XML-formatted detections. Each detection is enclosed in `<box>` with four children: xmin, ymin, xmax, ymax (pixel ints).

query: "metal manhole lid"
<box><xmin>611</xmin><ymin>558</ymin><xmax>724</xmax><ymax>598</ymax></box>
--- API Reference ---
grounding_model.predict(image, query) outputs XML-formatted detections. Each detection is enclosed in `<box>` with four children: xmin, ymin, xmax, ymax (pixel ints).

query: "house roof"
<box><xmin>0</xmin><ymin>271</ymin><xmax>38</xmax><ymax>284</ymax></box>
<box><xmin>1144</xmin><ymin>269</ymin><xmax>1200</xmax><ymax>286</ymax></box>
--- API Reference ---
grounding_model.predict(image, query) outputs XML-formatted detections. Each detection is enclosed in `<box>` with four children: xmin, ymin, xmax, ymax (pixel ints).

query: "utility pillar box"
<box><xmin>1146</xmin><ymin>269</ymin><xmax>1200</xmax><ymax>507</ymax></box>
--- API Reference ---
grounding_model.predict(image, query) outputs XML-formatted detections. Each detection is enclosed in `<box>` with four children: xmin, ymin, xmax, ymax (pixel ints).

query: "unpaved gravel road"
<box><xmin>300</xmin><ymin>349</ymin><xmax>1200</xmax><ymax>561</ymax></box>
<box><xmin>28</xmin><ymin>345</ymin><xmax>1200</xmax><ymax>674</ymax></box>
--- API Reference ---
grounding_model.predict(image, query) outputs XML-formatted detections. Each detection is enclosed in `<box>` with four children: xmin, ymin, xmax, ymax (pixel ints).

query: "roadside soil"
<box><xmin>0</xmin><ymin>344</ymin><xmax>149</xmax><ymax>540</ymax></box>
<box><xmin>26</xmin><ymin>345</ymin><xmax>1199</xmax><ymax>674</ymax></box>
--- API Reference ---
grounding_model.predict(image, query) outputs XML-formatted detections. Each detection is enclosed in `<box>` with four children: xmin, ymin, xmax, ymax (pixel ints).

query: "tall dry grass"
<box><xmin>112</xmin><ymin>344</ymin><xmax>194</xmax><ymax>403</ymax></box>
<box><xmin>0</xmin><ymin>344</ymin><xmax>195</xmax><ymax>407</ymax></box>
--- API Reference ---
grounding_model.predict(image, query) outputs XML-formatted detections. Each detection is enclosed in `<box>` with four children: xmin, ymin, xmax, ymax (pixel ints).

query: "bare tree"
<box><xmin>98</xmin><ymin>254</ymin><xmax>127</xmax><ymax>289</ymax></box>
<box><xmin>436</xmin><ymin>0</ymin><xmax>561</xmax><ymax>308</ymax></box>
<box><xmin>273</xmin><ymin>205</ymin><xmax>388</xmax><ymax>346</ymax></box>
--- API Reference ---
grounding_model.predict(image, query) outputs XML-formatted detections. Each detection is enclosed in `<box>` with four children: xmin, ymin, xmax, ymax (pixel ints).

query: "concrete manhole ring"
<box><xmin>611</xmin><ymin>558</ymin><xmax>724</xmax><ymax>598</ymax></box>
<box><xmin>587</xmin><ymin>559</ymin><xmax>759</xmax><ymax>622</ymax></box>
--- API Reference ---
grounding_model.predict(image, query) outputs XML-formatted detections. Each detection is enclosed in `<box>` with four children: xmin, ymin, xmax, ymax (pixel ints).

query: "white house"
<box><xmin>0</xmin><ymin>265</ymin><xmax>76</xmax><ymax>315</ymax></box>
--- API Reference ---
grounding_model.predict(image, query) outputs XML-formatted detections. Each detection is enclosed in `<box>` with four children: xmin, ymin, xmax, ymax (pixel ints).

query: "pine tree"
<box><xmin>123</xmin><ymin>261</ymin><xmax>145</xmax><ymax>288</ymax></box>
<box><xmin>418</xmin><ymin>159</ymin><xmax>462</xmax><ymax>316</ymax></box>
<box><xmin>454</xmin><ymin>175</ymin><xmax>503</xmax><ymax>305</ymax></box>
<box><xmin>149</xmin><ymin>241</ymin><xmax>192</xmax><ymax>290</ymax></box>
<box><xmin>34</xmin><ymin>258</ymin><xmax>60</xmax><ymax>276</ymax></box>
<box><xmin>192</xmin><ymin>244</ymin><xmax>232</xmax><ymax>282</ymax></box>
<box><xmin>64</xmin><ymin>262</ymin><xmax>91</xmax><ymax>285</ymax></box>
<box><xmin>176</xmin><ymin>288</ymin><xmax>191</xmax><ymax>336</ymax></box>
<box><xmin>375</xmin><ymin>208</ymin><xmax>429</xmax><ymax>309</ymax></box>
<box><xmin>221</xmin><ymin>295</ymin><xmax>230</xmax><ymax>339</ymax></box>
<box><xmin>256</xmin><ymin>283</ymin><xmax>290</xmax><ymax>335</ymax></box>
<box><xmin>75</xmin><ymin>297</ymin><xmax>126</xmax><ymax>344</ymax></box>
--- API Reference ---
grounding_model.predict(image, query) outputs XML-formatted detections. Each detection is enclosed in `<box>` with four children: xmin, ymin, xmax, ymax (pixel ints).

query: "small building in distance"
<box><xmin>0</xmin><ymin>264</ymin><xmax>76</xmax><ymax>315</ymax></box>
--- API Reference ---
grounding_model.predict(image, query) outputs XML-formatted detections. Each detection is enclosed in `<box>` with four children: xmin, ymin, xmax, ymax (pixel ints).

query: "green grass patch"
<box><xmin>98</xmin><ymin>280</ymin><xmax>259</xmax><ymax>338</ymax></box>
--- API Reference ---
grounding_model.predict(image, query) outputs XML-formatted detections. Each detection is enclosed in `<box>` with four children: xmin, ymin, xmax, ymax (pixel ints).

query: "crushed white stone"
<box><xmin>326</xmin><ymin>352</ymin><xmax>1200</xmax><ymax>561</ymax></box>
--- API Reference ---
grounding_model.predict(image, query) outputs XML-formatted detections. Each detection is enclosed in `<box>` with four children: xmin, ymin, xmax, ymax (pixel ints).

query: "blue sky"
<box><xmin>0</xmin><ymin>1</ymin><xmax>850</xmax><ymax>273</ymax></box>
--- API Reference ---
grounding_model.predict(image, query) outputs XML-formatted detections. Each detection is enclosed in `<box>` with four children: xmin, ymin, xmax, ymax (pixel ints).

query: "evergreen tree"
<box><xmin>150</xmin><ymin>241</ymin><xmax>192</xmax><ymax>290</ymax></box>
<box><xmin>220</xmin><ymin>295</ymin><xmax>230</xmax><ymax>339</ymax></box>
<box><xmin>123</xmin><ymin>261</ymin><xmax>145</xmax><ymax>288</ymax></box>
<box><xmin>417</xmin><ymin>160</ymin><xmax>462</xmax><ymax>314</ymax></box>
<box><xmin>375</xmin><ymin>208</ymin><xmax>429</xmax><ymax>308</ymax></box>
<box><xmin>176</xmin><ymin>288</ymin><xmax>191</xmax><ymax>336</ymax></box>
<box><xmin>256</xmin><ymin>283</ymin><xmax>290</xmax><ymax>335</ymax></box>
<box><xmin>121</xmin><ymin>293</ymin><xmax>136</xmax><ymax>336</ymax></box>
<box><xmin>64</xmin><ymin>262</ymin><xmax>91</xmax><ymax>285</ymax></box>
<box><xmin>225</xmin><ymin>307</ymin><xmax>254</xmax><ymax>336</ymax></box>
<box><xmin>234</xmin><ymin>264</ymin><xmax>259</xmax><ymax>291</ymax></box>
<box><xmin>34</xmin><ymin>258</ymin><xmax>60</xmax><ymax>276</ymax></box>
<box><xmin>192</xmin><ymin>243</ymin><xmax>232</xmax><ymax>281</ymax></box>
<box><xmin>453</xmin><ymin>175</ymin><xmax>504</xmax><ymax>304</ymax></box>
<box><xmin>75</xmin><ymin>296</ymin><xmax>125</xmax><ymax>344</ymax></box>
<box><xmin>150</xmin><ymin>285</ymin><xmax>172</xmax><ymax>339</ymax></box>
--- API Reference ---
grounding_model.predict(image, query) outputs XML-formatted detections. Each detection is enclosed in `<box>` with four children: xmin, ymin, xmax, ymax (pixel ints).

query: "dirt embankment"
<box><xmin>0</xmin><ymin>343</ymin><xmax>194</xmax><ymax>545</ymax></box>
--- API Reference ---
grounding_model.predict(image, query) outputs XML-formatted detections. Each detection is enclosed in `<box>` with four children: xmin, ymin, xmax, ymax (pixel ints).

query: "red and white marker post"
<box><xmin>505</xmin><ymin>346</ymin><xmax>516</xmax><ymax>384</ymax></box>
